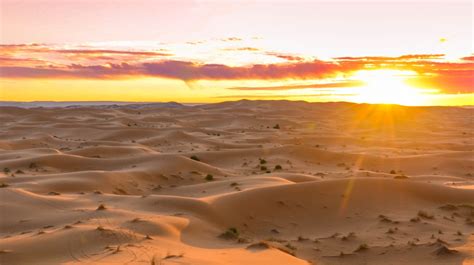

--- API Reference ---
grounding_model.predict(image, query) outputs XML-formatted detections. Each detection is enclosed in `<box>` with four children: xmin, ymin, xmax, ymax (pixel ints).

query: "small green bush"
<box><xmin>355</xmin><ymin>243</ymin><xmax>369</xmax><ymax>252</ymax></box>
<box><xmin>205</xmin><ymin>174</ymin><xmax>214</xmax><ymax>181</ymax></box>
<box><xmin>219</xmin><ymin>227</ymin><xmax>239</xmax><ymax>240</ymax></box>
<box><xmin>190</xmin><ymin>155</ymin><xmax>200</xmax><ymax>161</ymax></box>
<box><xmin>418</xmin><ymin>210</ymin><xmax>434</xmax><ymax>219</ymax></box>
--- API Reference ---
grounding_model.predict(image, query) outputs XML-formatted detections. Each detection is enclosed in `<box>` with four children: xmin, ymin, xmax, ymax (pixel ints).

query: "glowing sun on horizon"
<box><xmin>351</xmin><ymin>69</ymin><xmax>430</xmax><ymax>106</ymax></box>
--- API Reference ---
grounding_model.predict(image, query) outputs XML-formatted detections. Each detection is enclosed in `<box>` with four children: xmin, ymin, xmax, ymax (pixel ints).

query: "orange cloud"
<box><xmin>0</xmin><ymin>60</ymin><xmax>351</xmax><ymax>79</ymax></box>
<box><xmin>1</xmin><ymin>43</ymin><xmax>473</xmax><ymax>94</ymax></box>
<box><xmin>406</xmin><ymin>70</ymin><xmax>474</xmax><ymax>93</ymax></box>
<box><xmin>0</xmin><ymin>57</ymin><xmax>46</xmax><ymax>66</ymax></box>
<box><xmin>461</xmin><ymin>56</ymin><xmax>474</xmax><ymax>61</ymax></box>
<box><xmin>142</xmin><ymin>60</ymin><xmax>350</xmax><ymax>80</ymax></box>
<box><xmin>0</xmin><ymin>44</ymin><xmax>173</xmax><ymax>66</ymax></box>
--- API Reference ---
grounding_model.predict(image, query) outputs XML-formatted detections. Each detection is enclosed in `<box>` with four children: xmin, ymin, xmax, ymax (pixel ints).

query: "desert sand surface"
<box><xmin>0</xmin><ymin>100</ymin><xmax>473</xmax><ymax>265</ymax></box>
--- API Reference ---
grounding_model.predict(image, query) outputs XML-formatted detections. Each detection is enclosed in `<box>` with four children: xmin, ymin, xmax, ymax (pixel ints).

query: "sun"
<box><xmin>351</xmin><ymin>69</ymin><xmax>430</xmax><ymax>106</ymax></box>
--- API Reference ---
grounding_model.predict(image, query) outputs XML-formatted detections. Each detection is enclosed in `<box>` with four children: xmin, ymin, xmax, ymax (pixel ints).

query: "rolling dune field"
<box><xmin>0</xmin><ymin>100</ymin><xmax>473</xmax><ymax>265</ymax></box>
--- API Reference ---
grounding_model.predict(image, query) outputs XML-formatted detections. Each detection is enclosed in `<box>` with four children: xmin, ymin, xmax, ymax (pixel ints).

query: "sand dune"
<box><xmin>0</xmin><ymin>100</ymin><xmax>473</xmax><ymax>264</ymax></box>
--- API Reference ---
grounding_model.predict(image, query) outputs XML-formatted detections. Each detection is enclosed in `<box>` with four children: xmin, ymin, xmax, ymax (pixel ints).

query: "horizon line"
<box><xmin>1</xmin><ymin>99</ymin><xmax>473</xmax><ymax>108</ymax></box>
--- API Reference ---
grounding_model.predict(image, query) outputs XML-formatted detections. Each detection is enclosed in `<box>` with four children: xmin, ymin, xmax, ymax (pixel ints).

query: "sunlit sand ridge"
<box><xmin>0</xmin><ymin>100</ymin><xmax>473</xmax><ymax>265</ymax></box>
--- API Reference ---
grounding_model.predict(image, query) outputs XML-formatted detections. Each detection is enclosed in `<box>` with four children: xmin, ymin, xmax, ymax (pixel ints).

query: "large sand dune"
<box><xmin>0</xmin><ymin>100</ymin><xmax>473</xmax><ymax>264</ymax></box>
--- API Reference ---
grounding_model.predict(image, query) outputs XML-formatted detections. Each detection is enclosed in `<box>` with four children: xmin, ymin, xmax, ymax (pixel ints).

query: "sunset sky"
<box><xmin>0</xmin><ymin>0</ymin><xmax>472</xmax><ymax>105</ymax></box>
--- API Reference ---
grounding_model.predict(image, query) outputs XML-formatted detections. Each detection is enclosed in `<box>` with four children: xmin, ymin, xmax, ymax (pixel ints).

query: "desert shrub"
<box><xmin>394</xmin><ymin>175</ymin><xmax>408</xmax><ymax>179</ymax></box>
<box><xmin>439</xmin><ymin>204</ymin><xmax>458</xmax><ymax>211</ymax></box>
<box><xmin>96</xmin><ymin>204</ymin><xmax>107</xmax><ymax>210</ymax></box>
<box><xmin>465</xmin><ymin>218</ymin><xmax>474</xmax><ymax>225</ymax></box>
<box><xmin>355</xmin><ymin>243</ymin><xmax>369</xmax><ymax>252</ymax></box>
<box><xmin>378</xmin><ymin>214</ymin><xmax>393</xmax><ymax>223</ymax></box>
<box><xmin>246</xmin><ymin>241</ymin><xmax>270</xmax><ymax>250</ymax></box>
<box><xmin>205</xmin><ymin>174</ymin><xmax>214</xmax><ymax>181</ymax></box>
<box><xmin>219</xmin><ymin>227</ymin><xmax>239</xmax><ymax>240</ymax></box>
<box><xmin>418</xmin><ymin>210</ymin><xmax>434</xmax><ymax>219</ymax></box>
<box><xmin>285</xmin><ymin>243</ymin><xmax>296</xmax><ymax>250</ymax></box>
<box><xmin>190</xmin><ymin>155</ymin><xmax>200</xmax><ymax>161</ymax></box>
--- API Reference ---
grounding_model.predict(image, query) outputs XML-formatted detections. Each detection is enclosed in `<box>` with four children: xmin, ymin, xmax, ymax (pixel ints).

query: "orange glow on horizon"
<box><xmin>1</xmin><ymin>75</ymin><xmax>472</xmax><ymax>106</ymax></box>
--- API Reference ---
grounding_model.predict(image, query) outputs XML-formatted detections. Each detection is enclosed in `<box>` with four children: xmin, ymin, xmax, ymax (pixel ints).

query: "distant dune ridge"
<box><xmin>0</xmin><ymin>101</ymin><xmax>187</xmax><ymax>109</ymax></box>
<box><xmin>0</xmin><ymin>100</ymin><xmax>473</xmax><ymax>265</ymax></box>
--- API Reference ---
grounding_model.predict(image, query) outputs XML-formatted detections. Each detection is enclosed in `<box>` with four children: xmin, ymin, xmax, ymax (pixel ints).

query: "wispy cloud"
<box><xmin>333</xmin><ymin>54</ymin><xmax>446</xmax><ymax>61</ymax></box>
<box><xmin>214</xmin><ymin>93</ymin><xmax>357</xmax><ymax>99</ymax></box>
<box><xmin>221</xmin><ymin>37</ymin><xmax>243</xmax><ymax>42</ymax></box>
<box><xmin>265</xmin><ymin>52</ymin><xmax>305</xmax><ymax>62</ymax></box>
<box><xmin>221</xmin><ymin>47</ymin><xmax>260</xmax><ymax>52</ymax></box>
<box><xmin>53</xmin><ymin>49</ymin><xmax>172</xmax><ymax>56</ymax></box>
<box><xmin>227</xmin><ymin>81</ymin><xmax>364</xmax><ymax>90</ymax></box>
